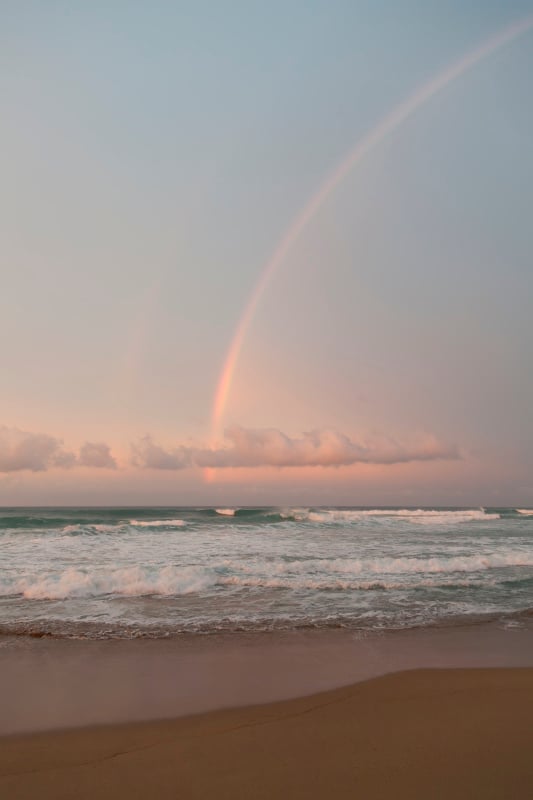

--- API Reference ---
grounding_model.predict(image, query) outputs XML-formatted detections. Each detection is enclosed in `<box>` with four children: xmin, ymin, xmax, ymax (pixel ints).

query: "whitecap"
<box><xmin>130</xmin><ymin>519</ymin><xmax>187</xmax><ymax>527</ymax></box>
<box><xmin>13</xmin><ymin>565</ymin><xmax>214</xmax><ymax>600</ymax></box>
<box><xmin>281</xmin><ymin>508</ymin><xmax>500</xmax><ymax>524</ymax></box>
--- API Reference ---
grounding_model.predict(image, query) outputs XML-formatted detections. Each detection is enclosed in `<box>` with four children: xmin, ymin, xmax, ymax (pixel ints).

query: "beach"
<box><xmin>2</xmin><ymin>621</ymin><xmax>533</xmax><ymax>734</ymax></box>
<box><xmin>2</xmin><ymin>507</ymin><xmax>532</xmax><ymax>796</ymax></box>
<box><xmin>1</xmin><ymin>624</ymin><xmax>533</xmax><ymax>797</ymax></box>
<box><xmin>1</xmin><ymin>665</ymin><xmax>532</xmax><ymax>799</ymax></box>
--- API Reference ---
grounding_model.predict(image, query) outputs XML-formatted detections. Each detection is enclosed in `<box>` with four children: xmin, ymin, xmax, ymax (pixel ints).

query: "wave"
<box><xmin>516</xmin><ymin>509</ymin><xmax>533</xmax><ymax>516</ymax></box>
<box><xmin>281</xmin><ymin>508</ymin><xmax>500</xmax><ymax>524</ymax></box>
<box><xmin>211</xmin><ymin>507</ymin><xmax>279</xmax><ymax>518</ymax></box>
<box><xmin>61</xmin><ymin>523</ymin><xmax>129</xmax><ymax>535</ymax></box>
<box><xmin>7</xmin><ymin>565</ymin><xmax>214</xmax><ymax>600</ymax></box>
<box><xmin>219</xmin><ymin>575</ymin><xmax>490</xmax><ymax>591</ymax></box>
<box><xmin>129</xmin><ymin>519</ymin><xmax>187</xmax><ymax>527</ymax></box>
<box><xmin>3</xmin><ymin>607</ymin><xmax>533</xmax><ymax>640</ymax></box>
<box><xmin>0</xmin><ymin>520</ymin><xmax>188</xmax><ymax>537</ymax></box>
<box><xmin>4</xmin><ymin>549</ymin><xmax>532</xmax><ymax>600</ymax></box>
<box><xmin>221</xmin><ymin>551</ymin><xmax>533</xmax><ymax>577</ymax></box>
<box><xmin>0</xmin><ymin>507</ymin><xmax>511</xmax><ymax>534</ymax></box>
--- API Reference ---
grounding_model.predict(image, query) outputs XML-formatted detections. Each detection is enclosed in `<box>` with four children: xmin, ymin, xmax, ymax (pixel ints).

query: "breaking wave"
<box><xmin>3</xmin><ymin>550</ymin><xmax>532</xmax><ymax>600</ymax></box>
<box><xmin>129</xmin><ymin>519</ymin><xmax>187</xmax><ymax>527</ymax></box>
<box><xmin>220</xmin><ymin>551</ymin><xmax>533</xmax><ymax>577</ymax></box>
<box><xmin>281</xmin><ymin>508</ymin><xmax>500</xmax><ymax>524</ymax></box>
<box><xmin>6</xmin><ymin>566</ymin><xmax>214</xmax><ymax>600</ymax></box>
<box><xmin>1</xmin><ymin>505</ymin><xmax>532</xmax><ymax>637</ymax></box>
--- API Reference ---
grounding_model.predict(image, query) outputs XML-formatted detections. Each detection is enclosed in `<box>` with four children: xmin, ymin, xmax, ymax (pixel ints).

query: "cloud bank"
<box><xmin>0</xmin><ymin>425</ymin><xmax>458</xmax><ymax>474</ymax></box>
<box><xmin>0</xmin><ymin>427</ymin><xmax>116</xmax><ymax>472</ymax></box>
<box><xmin>131</xmin><ymin>426</ymin><xmax>459</xmax><ymax>470</ymax></box>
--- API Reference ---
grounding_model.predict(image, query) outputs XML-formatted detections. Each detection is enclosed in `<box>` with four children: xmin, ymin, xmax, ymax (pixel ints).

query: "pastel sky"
<box><xmin>2</xmin><ymin>0</ymin><xmax>533</xmax><ymax>505</ymax></box>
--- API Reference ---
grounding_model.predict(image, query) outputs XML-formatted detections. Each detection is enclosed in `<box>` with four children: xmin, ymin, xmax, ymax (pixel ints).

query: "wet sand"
<box><xmin>2</xmin><ymin>620</ymin><xmax>533</xmax><ymax>735</ymax></box>
<box><xmin>1</xmin><ymin>667</ymin><xmax>532</xmax><ymax>799</ymax></box>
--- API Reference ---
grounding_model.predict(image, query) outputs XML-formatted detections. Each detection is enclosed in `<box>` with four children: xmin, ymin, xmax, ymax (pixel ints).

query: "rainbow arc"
<box><xmin>210</xmin><ymin>15</ymin><xmax>533</xmax><ymax>451</ymax></box>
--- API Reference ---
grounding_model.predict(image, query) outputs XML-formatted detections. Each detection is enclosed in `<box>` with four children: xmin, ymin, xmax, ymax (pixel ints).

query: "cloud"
<box><xmin>131</xmin><ymin>426</ymin><xmax>459</xmax><ymax>470</ymax></box>
<box><xmin>0</xmin><ymin>427</ymin><xmax>117</xmax><ymax>472</ymax></box>
<box><xmin>78</xmin><ymin>442</ymin><xmax>117</xmax><ymax>469</ymax></box>
<box><xmin>0</xmin><ymin>425</ymin><xmax>458</xmax><ymax>474</ymax></box>
<box><xmin>0</xmin><ymin>426</ymin><xmax>74</xmax><ymax>472</ymax></box>
<box><xmin>52</xmin><ymin>449</ymin><xmax>79</xmax><ymax>469</ymax></box>
<box><xmin>130</xmin><ymin>436</ymin><xmax>190</xmax><ymax>470</ymax></box>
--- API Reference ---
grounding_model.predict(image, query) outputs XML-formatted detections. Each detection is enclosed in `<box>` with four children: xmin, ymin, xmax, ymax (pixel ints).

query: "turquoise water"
<box><xmin>1</xmin><ymin>507</ymin><xmax>532</xmax><ymax>637</ymax></box>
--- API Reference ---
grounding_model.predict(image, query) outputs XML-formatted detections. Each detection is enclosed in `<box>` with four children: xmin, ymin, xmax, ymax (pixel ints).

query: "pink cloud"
<box><xmin>0</xmin><ymin>427</ymin><xmax>116</xmax><ymax>472</ymax></box>
<box><xmin>130</xmin><ymin>436</ymin><xmax>189</xmax><ymax>470</ymax></box>
<box><xmin>0</xmin><ymin>426</ymin><xmax>74</xmax><ymax>472</ymax></box>
<box><xmin>78</xmin><ymin>442</ymin><xmax>117</xmax><ymax>469</ymax></box>
<box><xmin>131</xmin><ymin>426</ymin><xmax>459</xmax><ymax>470</ymax></box>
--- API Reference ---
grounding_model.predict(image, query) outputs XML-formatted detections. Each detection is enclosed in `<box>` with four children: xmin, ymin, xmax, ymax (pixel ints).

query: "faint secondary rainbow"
<box><xmin>210</xmin><ymin>14</ymin><xmax>533</xmax><ymax>442</ymax></box>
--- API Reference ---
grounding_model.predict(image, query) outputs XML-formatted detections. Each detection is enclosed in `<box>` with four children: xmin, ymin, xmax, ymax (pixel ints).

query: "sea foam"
<box><xmin>281</xmin><ymin>508</ymin><xmax>500</xmax><ymax>524</ymax></box>
<box><xmin>129</xmin><ymin>519</ymin><xmax>187</xmax><ymax>527</ymax></box>
<box><xmin>12</xmin><ymin>565</ymin><xmax>214</xmax><ymax>600</ymax></box>
<box><xmin>1</xmin><ymin>505</ymin><xmax>532</xmax><ymax>636</ymax></box>
<box><xmin>3</xmin><ymin>550</ymin><xmax>532</xmax><ymax>601</ymax></box>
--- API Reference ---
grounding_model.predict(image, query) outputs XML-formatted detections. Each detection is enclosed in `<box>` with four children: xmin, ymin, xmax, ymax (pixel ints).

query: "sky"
<box><xmin>1</xmin><ymin>0</ymin><xmax>533</xmax><ymax>505</ymax></box>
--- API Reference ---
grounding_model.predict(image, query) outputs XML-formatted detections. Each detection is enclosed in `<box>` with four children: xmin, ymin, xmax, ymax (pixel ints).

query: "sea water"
<box><xmin>1</xmin><ymin>507</ymin><xmax>532</xmax><ymax>638</ymax></box>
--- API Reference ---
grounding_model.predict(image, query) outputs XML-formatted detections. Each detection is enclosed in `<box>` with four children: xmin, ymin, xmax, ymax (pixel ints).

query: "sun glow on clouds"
<box><xmin>130</xmin><ymin>426</ymin><xmax>458</xmax><ymax>470</ymax></box>
<box><xmin>0</xmin><ymin>424</ymin><xmax>458</xmax><ymax>474</ymax></box>
<box><xmin>0</xmin><ymin>426</ymin><xmax>116</xmax><ymax>472</ymax></box>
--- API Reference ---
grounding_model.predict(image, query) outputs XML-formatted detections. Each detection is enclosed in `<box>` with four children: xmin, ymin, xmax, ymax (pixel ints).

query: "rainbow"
<box><xmin>210</xmin><ymin>15</ymin><xmax>533</xmax><ymax>443</ymax></box>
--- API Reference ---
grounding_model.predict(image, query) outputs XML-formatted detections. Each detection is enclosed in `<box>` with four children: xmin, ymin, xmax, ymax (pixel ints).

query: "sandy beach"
<box><xmin>1</xmin><ymin>666</ymin><xmax>532</xmax><ymax>799</ymax></box>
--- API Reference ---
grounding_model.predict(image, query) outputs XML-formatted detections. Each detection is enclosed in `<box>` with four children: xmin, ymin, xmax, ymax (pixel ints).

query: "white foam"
<box><xmin>92</xmin><ymin>523</ymin><xmax>127</xmax><ymax>532</ymax></box>
<box><xmin>516</xmin><ymin>509</ymin><xmax>533</xmax><ymax>515</ymax></box>
<box><xmin>281</xmin><ymin>508</ymin><xmax>500</xmax><ymax>524</ymax></box>
<box><xmin>222</xmin><ymin>551</ymin><xmax>533</xmax><ymax>577</ymax></box>
<box><xmin>2</xmin><ymin>507</ymin><xmax>531</xmax><ymax>634</ymax></box>
<box><xmin>60</xmin><ymin>523</ymin><xmax>127</xmax><ymax>535</ymax></box>
<box><xmin>130</xmin><ymin>519</ymin><xmax>186</xmax><ymax>527</ymax></box>
<box><xmin>219</xmin><ymin>575</ymin><xmax>484</xmax><ymax>591</ymax></box>
<box><xmin>13</xmin><ymin>565</ymin><xmax>214</xmax><ymax>600</ymax></box>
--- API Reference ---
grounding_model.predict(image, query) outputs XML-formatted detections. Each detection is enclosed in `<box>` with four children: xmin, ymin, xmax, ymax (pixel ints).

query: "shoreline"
<box><xmin>1</xmin><ymin>603</ymin><xmax>532</xmax><ymax>639</ymax></box>
<box><xmin>2</xmin><ymin>667</ymin><xmax>532</xmax><ymax>799</ymax></box>
<box><xmin>2</xmin><ymin>617</ymin><xmax>533</xmax><ymax>735</ymax></box>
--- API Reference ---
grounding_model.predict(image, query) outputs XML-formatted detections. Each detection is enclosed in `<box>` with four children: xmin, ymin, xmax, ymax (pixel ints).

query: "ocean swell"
<box><xmin>280</xmin><ymin>508</ymin><xmax>500</xmax><ymax>524</ymax></box>
<box><xmin>3</xmin><ymin>550</ymin><xmax>532</xmax><ymax>600</ymax></box>
<box><xmin>9</xmin><ymin>566</ymin><xmax>214</xmax><ymax>600</ymax></box>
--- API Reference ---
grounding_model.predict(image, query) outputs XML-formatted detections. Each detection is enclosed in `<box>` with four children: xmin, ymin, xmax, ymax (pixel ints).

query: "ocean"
<box><xmin>1</xmin><ymin>506</ymin><xmax>532</xmax><ymax>639</ymax></box>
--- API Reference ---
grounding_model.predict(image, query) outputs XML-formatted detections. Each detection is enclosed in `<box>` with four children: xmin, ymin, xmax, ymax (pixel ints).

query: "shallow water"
<box><xmin>2</xmin><ymin>621</ymin><xmax>533</xmax><ymax>734</ymax></box>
